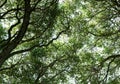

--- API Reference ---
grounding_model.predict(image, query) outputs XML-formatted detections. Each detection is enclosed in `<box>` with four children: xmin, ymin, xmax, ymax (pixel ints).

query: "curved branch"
<box><xmin>11</xmin><ymin>29</ymin><xmax>68</xmax><ymax>56</ymax></box>
<box><xmin>0</xmin><ymin>0</ymin><xmax>7</xmax><ymax>8</ymax></box>
<box><xmin>100</xmin><ymin>54</ymin><xmax>120</xmax><ymax>67</ymax></box>
<box><xmin>0</xmin><ymin>8</ymin><xmax>22</xmax><ymax>19</ymax></box>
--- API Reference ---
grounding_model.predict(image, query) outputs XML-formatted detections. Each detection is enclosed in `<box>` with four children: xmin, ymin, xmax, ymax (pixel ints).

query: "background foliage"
<box><xmin>0</xmin><ymin>0</ymin><xmax>120</xmax><ymax>84</ymax></box>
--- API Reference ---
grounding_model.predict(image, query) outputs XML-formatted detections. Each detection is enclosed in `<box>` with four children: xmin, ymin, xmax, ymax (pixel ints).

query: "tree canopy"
<box><xmin>0</xmin><ymin>0</ymin><xmax>120</xmax><ymax>83</ymax></box>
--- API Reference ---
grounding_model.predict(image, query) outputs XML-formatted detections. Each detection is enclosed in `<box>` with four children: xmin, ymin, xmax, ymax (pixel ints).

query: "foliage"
<box><xmin>0</xmin><ymin>0</ymin><xmax>120</xmax><ymax>84</ymax></box>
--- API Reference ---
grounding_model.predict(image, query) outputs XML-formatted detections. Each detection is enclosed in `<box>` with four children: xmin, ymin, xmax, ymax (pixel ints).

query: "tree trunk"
<box><xmin>0</xmin><ymin>0</ymin><xmax>31</xmax><ymax>68</ymax></box>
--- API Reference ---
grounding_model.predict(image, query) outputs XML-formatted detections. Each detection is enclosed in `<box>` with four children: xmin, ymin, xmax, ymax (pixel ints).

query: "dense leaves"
<box><xmin>0</xmin><ymin>0</ymin><xmax>120</xmax><ymax>84</ymax></box>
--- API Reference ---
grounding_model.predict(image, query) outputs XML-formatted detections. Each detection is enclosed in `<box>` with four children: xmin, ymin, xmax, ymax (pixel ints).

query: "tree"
<box><xmin>0</xmin><ymin>0</ymin><xmax>120</xmax><ymax>83</ymax></box>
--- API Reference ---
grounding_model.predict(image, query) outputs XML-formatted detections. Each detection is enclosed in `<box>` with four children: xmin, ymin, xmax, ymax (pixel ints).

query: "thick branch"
<box><xmin>0</xmin><ymin>0</ymin><xmax>32</xmax><ymax>67</ymax></box>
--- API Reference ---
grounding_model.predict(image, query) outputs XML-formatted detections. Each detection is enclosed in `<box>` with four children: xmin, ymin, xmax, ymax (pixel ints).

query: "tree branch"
<box><xmin>0</xmin><ymin>0</ymin><xmax>7</xmax><ymax>8</ymax></box>
<box><xmin>0</xmin><ymin>8</ymin><xmax>22</xmax><ymax>19</ymax></box>
<box><xmin>98</xmin><ymin>54</ymin><xmax>120</xmax><ymax>72</ymax></box>
<box><xmin>0</xmin><ymin>57</ymin><xmax>22</xmax><ymax>72</ymax></box>
<box><xmin>103</xmin><ymin>58</ymin><xmax>115</xmax><ymax>82</ymax></box>
<box><xmin>88</xmin><ymin>30</ymin><xmax>120</xmax><ymax>37</ymax></box>
<box><xmin>0</xmin><ymin>0</ymin><xmax>32</xmax><ymax>67</ymax></box>
<box><xmin>10</xmin><ymin>29</ymin><xmax>68</xmax><ymax>56</ymax></box>
<box><xmin>35</xmin><ymin>55</ymin><xmax>65</xmax><ymax>83</ymax></box>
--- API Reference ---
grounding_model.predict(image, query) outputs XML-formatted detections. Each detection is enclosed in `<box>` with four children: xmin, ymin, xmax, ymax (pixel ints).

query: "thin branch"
<box><xmin>0</xmin><ymin>8</ymin><xmax>22</xmax><ymax>19</ymax></box>
<box><xmin>20</xmin><ymin>27</ymin><xmax>49</xmax><ymax>44</ymax></box>
<box><xmin>10</xmin><ymin>29</ymin><xmax>68</xmax><ymax>56</ymax></box>
<box><xmin>7</xmin><ymin>20</ymin><xmax>21</xmax><ymax>42</ymax></box>
<box><xmin>0</xmin><ymin>57</ymin><xmax>22</xmax><ymax>72</ymax></box>
<box><xmin>31</xmin><ymin>0</ymin><xmax>42</xmax><ymax>11</ymax></box>
<box><xmin>35</xmin><ymin>55</ymin><xmax>65</xmax><ymax>83</ymax></box>
<box><xmin>104</xmin><ymin>58</ymin><xmax>115</xmax><ymax>81</ymax></box>
<box><xmin>88</xmin><ymin>30</ymin><xmax>120</xmax><ymax>37</ymax></box>
<box><xmin>0</xmin><ymin>0</ymin><xmax>7</xmax><ymax>8</ymax></box>
<box><xmin>50</xmin><ymin>69</ymin><xmax>66</xmax><ymax>80</ymax></box>
<box><xmin>7</xmin><ymin>5</ymin><xmax>21</xmax><ymax>42</ymax></box>
<box><xmin>0</xmin><ymin>63</ymin><xmax>17</xmax><ymax>71</ymax></box>
<box><xmin>100</xmin><ymin>54</ymin><xmax>120</xmax><ymax>67</ymax></box>
<box><xmin>34</xmin><ymin>59</ymin><xmax>58</xmax><ymax>83</ymax></box>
